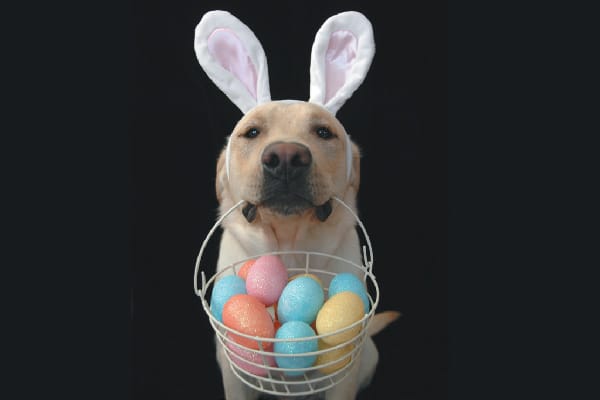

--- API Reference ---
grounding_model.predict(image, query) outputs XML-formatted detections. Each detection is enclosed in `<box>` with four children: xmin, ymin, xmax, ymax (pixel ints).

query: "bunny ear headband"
<box><xmin>194</xmin><ymin>10</ymin><xmax>375</xmax><ymax>181</ymax></box>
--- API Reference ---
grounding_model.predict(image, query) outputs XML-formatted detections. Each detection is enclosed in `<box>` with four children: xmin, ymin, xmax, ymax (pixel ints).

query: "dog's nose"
<box><xmin>262</xmin><ymin>142</ymin><xmax>312</xmax><ymax>180</ymax></box>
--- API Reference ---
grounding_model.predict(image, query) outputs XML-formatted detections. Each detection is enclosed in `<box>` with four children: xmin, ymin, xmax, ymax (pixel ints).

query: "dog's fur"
<box><xmin>213</xmin><ymin>101</ymin><xmax>399</xmax><ymax>400</ymax></box>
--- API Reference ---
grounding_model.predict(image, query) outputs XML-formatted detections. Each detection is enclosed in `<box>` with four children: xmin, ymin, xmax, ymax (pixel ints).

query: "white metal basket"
<box><xmin>194</xmin><ymin>196</ymin><xmax>379</xmax><ymax>397</ymax></box>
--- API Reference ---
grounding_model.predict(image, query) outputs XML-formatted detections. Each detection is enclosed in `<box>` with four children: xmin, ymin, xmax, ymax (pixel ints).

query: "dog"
<box><xmin>194</xmin><ymin>10</ymin><xmax>400</xmax><ymax>400</ymax></box>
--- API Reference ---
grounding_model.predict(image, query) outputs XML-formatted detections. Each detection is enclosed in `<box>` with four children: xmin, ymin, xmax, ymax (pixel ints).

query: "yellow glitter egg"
<box><xmin>315</xmin><ymin>339</ymin><xmax>354</xmax><ymax>374</ymax></box>
<box><xmin>288</xmin><ymin>273</ymin><xmax>323</xmax><ymax>287</ymax></box>
<box><xmin>316</xmin><ymin>291</ymin><xmax>364</xmax><ymax>346</ymax></box>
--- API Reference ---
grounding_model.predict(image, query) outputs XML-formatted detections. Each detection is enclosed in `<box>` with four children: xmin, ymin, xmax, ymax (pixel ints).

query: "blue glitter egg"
<box><xmin>328</xmin><ymin>273</ymin><xmax>370</xmax><ymax>313</ymax></box>
<box><xmin>277</xmin><ymin>276</ymin><xmax>324</xmax><ymax>324</ymax></box>
<box><xmin>210</xmin><ymin>275</ymin><xmax>247</xmax><ymax>322</ymax></box>
<box><xmin>274</xmin><ymin>321</ymin><xmax>318</xmax><ymax>376</ymax></box>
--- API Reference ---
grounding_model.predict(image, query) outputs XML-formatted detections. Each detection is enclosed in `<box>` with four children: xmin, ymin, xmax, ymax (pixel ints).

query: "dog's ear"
<box><xmin>215</xmin><ymin>148</ymin><xmax>228</xmax><ymax>204</ymax></box>
<box><xmin>194</xmin><ymin>11</ymin><xmax>271</xmax><ymax>114</ymax></box>
<box><xmin>308</xmin><ymin>11</ymin><xmax>375</xmax><ymax>115</ymax></box>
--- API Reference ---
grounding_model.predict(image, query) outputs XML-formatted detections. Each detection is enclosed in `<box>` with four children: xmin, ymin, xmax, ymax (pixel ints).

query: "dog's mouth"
<box><xmin>242</xmin><ymin>198</ymin><xmax>332</xmax><ymax>223</ymax></box>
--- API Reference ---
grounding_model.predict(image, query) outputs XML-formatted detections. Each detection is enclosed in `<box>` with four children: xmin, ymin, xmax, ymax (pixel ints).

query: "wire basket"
<box><xmin>194</xmin><ymin>196</ymin><xmax>379</xmax><ymax>397</ymax></box>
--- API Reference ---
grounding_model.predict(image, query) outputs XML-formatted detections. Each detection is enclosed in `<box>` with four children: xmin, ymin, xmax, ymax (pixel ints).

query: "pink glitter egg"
<box><xmin>225</xmin><ymin>337</ymin><xmax>276</xmax><ymax>376</ymax></box>
<box><xmin>245</xmin><ymin>255</ymin><xmax>288</xmax><ymax>306</ymax></box>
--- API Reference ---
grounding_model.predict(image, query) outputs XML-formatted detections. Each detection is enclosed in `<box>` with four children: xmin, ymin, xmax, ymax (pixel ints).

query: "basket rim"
<box><xmin>200</xmin><ymin>258</ymin><xmax>379</xmax><ymax>344</ymax></box>
<box><xmin>228</xmin><ymin>355</ymin><xmax>359</xmax><ymax>396</ymax></box>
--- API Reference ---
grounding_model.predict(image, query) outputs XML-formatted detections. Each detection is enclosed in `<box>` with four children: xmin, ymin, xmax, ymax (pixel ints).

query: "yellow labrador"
<box><xmin>195</xmin><ymin>10</ymin><xmax>399</xmax><ymax>400</ymax></box>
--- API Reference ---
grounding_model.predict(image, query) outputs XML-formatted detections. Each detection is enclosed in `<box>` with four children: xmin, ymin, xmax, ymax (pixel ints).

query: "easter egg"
<box><xmin>315</xmin><ymin>339</ymin><xmax>354</xmax><ymax>374</ymax></box>
<box><xmin>277</xmin><ymin>276</ymin><xmax>324</xmax><ymax>324</ymax></box>
<box><xmin>222</xmin><ymin>294</ymin><xmax>275</xmax><ymax>350</ymax></box>
<box><xmin>237</xmin><ymin>259</ymin><xmax>256</xmax><ymax>280</ymax></box>
<box><xmin>289</xmin><ymin>273</ymin><xmax>323</xmax><ymax>287</ymax></box>
<box><xmin>274</xmin><ymin>321</ymin><xmax>318</xmax><ymax>376</ymax></box>
<box><xmin>225</xmin><ymin>337</ymin><xmax>276</xmax><ymax>376</ymax></box>
<box><xmin>328</xmin><ymin>273</ymin><xmax>370</xmax><ymax>313</ymax></box>
<box><xmin>210</xmin><ymin>275</ymin><xmax>247</xmax><ymax>322</ymax></box>
<box><xmin>316</xmin><ymin>291</ymin><xmax>364</xmax><ymax>346</ymax></box>
<box><xmin>246</xmin><ymin>255</ymin><xmax>289</xmax><ymax>306</ymax></box>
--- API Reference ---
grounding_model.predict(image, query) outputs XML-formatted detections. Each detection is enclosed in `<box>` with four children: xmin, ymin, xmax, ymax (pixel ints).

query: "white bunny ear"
<box><xmin>194</xmin><ymin>10</ymin><xmax>271</xmax><ymax>114</ymax></box>
<box><xmin>309</xmin><ymin>11</ymin><xmax>375</xmax><ymax>115</ymax></box>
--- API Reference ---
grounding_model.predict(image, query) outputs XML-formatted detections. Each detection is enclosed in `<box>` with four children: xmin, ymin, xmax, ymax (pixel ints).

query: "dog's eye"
<box><xmin>316</xmin><ymin>127</ymin><xmax>334</xmax><ymax>140</ymax></box>
<box><xmin>244</xmin><ymin>128</ymin><xmax>260</xmax><ymax>139</ymax></box>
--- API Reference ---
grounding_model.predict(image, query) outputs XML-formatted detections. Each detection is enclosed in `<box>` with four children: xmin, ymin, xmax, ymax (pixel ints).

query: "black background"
<box><xmin>7</xmin><ymin>0</ymin><xmax>595</xmax><ymax>399</ymax></box>
<box><xmin>131</xmin><ymin>1</ymin><xmax>446</xmax><ymax>399</ymax></box>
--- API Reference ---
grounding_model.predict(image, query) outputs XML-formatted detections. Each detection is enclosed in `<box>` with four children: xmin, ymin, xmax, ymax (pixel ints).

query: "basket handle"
<box><xmin>194</xmin><ymin>197</ymin><xmax>374</xmax><ymax>296</ymax></box>
<box><xmin>331</xmin><ymin>196</ymin><xmax>374</xmax><ymax>275</ymax></box>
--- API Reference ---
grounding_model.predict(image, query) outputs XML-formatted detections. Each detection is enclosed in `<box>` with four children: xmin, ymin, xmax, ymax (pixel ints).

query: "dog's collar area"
<box><xmin>241</xmin><ymin>199</ymin><xmax>333</xmax><ymax>223</ymax></box>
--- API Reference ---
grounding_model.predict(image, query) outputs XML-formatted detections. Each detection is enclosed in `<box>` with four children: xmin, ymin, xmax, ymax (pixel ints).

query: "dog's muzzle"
<box><xmin>259</xmin><ymin>141</ymin><xmax>314</xmax><ymax>215</ymax></box>
<box><xmin>240</xmin><ymin>142</ymin><xmax>333</xmax><ymax>223</ymax></box>
<box><xmin>242</xmin><ymin>199</ymin><xmax>332</xmax><ymax>223</ymax></box>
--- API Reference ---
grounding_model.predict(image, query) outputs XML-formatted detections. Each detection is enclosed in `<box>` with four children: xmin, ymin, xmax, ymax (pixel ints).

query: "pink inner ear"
<box><xmin>324</xmin><ymin>30</ymin><xmax>358</xmax><ymax>104</ymax></box>
<box><xmin>207</xmin><ymin>28</ymin><xmax>258</xmax><ymax>99</ymax></box>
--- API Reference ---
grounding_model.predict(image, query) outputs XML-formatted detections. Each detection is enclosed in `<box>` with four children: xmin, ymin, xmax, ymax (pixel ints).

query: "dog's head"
<box><xmin>217</xmin><ymin>100</ymin><xmax>360</xmax><ymax>222</ymax></box>
<box><xmin>194</xmin><ymin>11</ymin><xmax>374</xmax><ymax>222</ymax></box>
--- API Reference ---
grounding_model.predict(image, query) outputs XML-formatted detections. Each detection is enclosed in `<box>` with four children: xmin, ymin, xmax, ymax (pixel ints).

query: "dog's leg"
<box><xmin>216</xmin><ymin>341</ymin><xmax>260</xmax><ymax>400</ymax></box>
<box><xmin>356</xmin><ymin>336</ymin><xmax>379</xmax><ymax>390</ymax></box>
<box><xmin>324</xmin><ymin>336</ymin><xmax>378</xmax><ymax>400</ymax></box>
